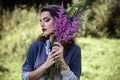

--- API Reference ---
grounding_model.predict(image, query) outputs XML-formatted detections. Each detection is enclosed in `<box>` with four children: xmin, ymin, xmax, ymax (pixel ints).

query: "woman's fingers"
<box><xmin>47</xmin><ymin>42</ymin><xmax>64</xmax><ymax>65</ymax></box>
<box><xmin>53</xmin><ymin>42</ymin><xmax>63</xmax><ymax>48</ymax></box>
<box><xmin>49</xmin><ymin>51</ymin><xmax>59</xmax><ymax>58</ymax></box>
<box><xmin>50</xmin><ymin>47</ymin><xmax>59</xmax><ymax>54</ymax></box>
<box><xmin>52</xmin><ymin>46</ymin><xmax>59</xmax><ymax>50</ymax></box>
<box><xmin>48</xmin><ymin>49</ymin><xmax>61</xmax><ymax>62</ymax></box>
<box><xmin>45</xmin><ymin>52</ymin><xmax>56</xmax><ymax>68</ymax></box>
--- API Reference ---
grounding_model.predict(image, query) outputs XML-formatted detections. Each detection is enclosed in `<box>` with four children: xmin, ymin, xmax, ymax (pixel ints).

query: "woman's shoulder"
<box><xmin>70</xmin><ymin>43</ymin><xmax>81</xmax><ymax>54</ymax></box>
<box><xmin>70</xmin><ymin>43</ymin><xmax>81</xmax><ymax>57</ymax></box>
<box><xmin>65</xmin><ymin>43</ymin><xmax>81</xmax><ymax>55</ymax></box>
<box><xmin>30</xmin><ymin>40</ymin><xmax>45</xmax><ymax>47</ymax></box>
<box><xmin>72</xmin><ymin>43</ymin><xmax>81</xmax><ymax>51</ymax></box>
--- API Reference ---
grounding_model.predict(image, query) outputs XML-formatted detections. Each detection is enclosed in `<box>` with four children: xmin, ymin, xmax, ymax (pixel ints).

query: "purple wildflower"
<box><xmin>54</xmin><ymin>5</ymin><xmax>82</xmax><ymax>43</ymax></box>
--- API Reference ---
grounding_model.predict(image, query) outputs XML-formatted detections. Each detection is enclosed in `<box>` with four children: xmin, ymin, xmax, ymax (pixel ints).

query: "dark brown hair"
<box><xmin>41</xmin><ymin>5</ymin><xmax>61</xmax><ymax>18</ymax></box>
<box><xmin>37</xmin><ymin>5</ymin><xmax>60</xmax><ymax>42</ymax></box>
<box><xmin>37</xmin><ymin>5</ymin><xmax>74</xmax><ymax>46</ymax></box>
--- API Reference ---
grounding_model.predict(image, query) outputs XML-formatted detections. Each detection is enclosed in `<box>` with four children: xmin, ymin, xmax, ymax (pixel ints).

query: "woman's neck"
<box><xmin>49</xmin><ymin>34</ymin><xmax>54</xmax><ymax>43</ymax></box>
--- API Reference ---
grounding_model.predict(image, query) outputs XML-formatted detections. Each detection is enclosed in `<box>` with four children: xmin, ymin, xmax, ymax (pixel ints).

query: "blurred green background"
<box><xmin>0</xmin><ymin>0</ymin><xmax>120</xmax><ymax>80</ymax></box>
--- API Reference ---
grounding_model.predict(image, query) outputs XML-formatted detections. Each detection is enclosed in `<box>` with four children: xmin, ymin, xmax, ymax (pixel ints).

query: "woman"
<box><xmin>22</xmin><ymin>5</ymin><xmax>81</xmax><ymax>80</ymax></box>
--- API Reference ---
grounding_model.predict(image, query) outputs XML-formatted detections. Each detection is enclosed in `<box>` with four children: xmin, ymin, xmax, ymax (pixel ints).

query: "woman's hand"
<box><xmin>52</xmin><ymin>42</ymin><xmax>64</xmax><ymax>62</ymax></box>
<box><xmin>44</xmin><ymin>42</ymin><xmax>68</xmax><ymax>70</ymax></box>
<box><xmin>43</xmin><ymin>48</ymin><xmax>57</xmax><ymax>69</ymax></box>
<box><xmin>52</xmin><ymin>42</ymin><xmax>68</xmax><ymax>70</ymax></box>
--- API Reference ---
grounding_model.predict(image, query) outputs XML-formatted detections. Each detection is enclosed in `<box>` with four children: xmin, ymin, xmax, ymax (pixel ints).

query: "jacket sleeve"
<box><xmin>22</xmin><ymin>41</ymin><xmax>38</xmax><ymax>71</ymax></box>
<box><xmin>22</xmin><ymin>41</ymin><xmax>39</xmax><ymax>80</ymax></box>
<box><xmin>61</xmin><ymin>66</ymin><xmax>79</xmax><ymax>80</ymax></box>
<box><xmin>22</xmin><ymin>71</ymin><xmax>30</xmax><ymax>80</ymax></box>
<box><xmin>61</xmin><ymin>45</ymin><xmax>81</xmax><ymax>80</ymax></box>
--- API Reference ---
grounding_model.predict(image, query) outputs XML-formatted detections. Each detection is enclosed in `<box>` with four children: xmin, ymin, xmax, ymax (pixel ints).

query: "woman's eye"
<box><xmin>40</xmin><ymin>20</ymin><xmax>42</xmax><ymax>22</ymax></box>
<box><xmin>45</xmin><ymin>18</ymin><xmax>50</xmax><ymax>22</ymax></box>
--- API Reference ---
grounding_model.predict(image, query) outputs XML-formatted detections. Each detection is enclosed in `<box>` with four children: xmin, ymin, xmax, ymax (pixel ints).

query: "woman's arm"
<box><xmin>61</xmin><ymin>45</ymin><xmax>81</xmax><ymax>80</ymax></box>
<box><xmin>60</xmin><ymin>56</ymin><xmax>79</xmax><ymax>80</ymax></box>
<box><xmin>22</xmin><ymin>41</ymin><xmax>59</xmax><ymax>80</ymax></box>
<box><xmin>27</xmin><ymin>62</ymin><xmax>49</xmax><ymax>80</ymax></box>
<box><xmin>60</xmin><ymin>60</ymin><xmax>79</xmax><ymax>80</ymax></box>
<box><xmin>61</xmin><ymin>66</ymin><xmax>79</xmax><ymax>80</ymax></box>
<box><xmin>52</xmin><ymin>43</ymin><xmax>81</xmax><ymax>80</ymax></box>
<box><xmin>22</xmin><ymin>62</ymin><xmax>48</xmax><ymax>80</ymax></box>
<box><xmin>28</xmin><ymin>49</ymin><xmax>58</xmax><ymax>80</ymax></box>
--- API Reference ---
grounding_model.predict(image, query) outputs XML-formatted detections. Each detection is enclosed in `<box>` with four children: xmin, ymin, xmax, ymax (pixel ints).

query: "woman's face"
<box><xmin>40</xmin><ymin>11</ymin><xmax>54</xmax><ymax>36</ymax></box>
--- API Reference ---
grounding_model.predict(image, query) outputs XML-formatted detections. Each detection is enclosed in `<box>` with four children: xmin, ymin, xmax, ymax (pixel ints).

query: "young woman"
<box><xmin>22</xmin><ymin>5</ymin><xmax>81</xmax><ymax>80</ymax></box>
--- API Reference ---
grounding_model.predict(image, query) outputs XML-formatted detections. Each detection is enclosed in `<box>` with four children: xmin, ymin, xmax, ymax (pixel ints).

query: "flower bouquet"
<box><xmin>45</xmin><ymin>4</ymin><xmax>82</xmax><ymax>80</ymax></box>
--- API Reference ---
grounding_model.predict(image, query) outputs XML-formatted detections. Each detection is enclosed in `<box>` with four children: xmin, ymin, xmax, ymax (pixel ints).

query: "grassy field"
<box><xmin>76</xmin><ymin>37</ymin><xmax>120</xmax><ymax>80</ymax></box>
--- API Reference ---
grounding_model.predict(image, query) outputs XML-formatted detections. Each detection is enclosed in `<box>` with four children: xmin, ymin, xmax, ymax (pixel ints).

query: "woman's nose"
<box><xmin>41</xmin><ymin>22</ymin><xmax>45</xmax><ymax>27</ymax></box>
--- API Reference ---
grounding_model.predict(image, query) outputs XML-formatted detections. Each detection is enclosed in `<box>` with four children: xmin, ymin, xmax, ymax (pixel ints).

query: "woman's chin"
<box><xmin>43</xmin><ymin>32</ymin><xmax>53</xmax><ymax>36</ymax></box>
<box><xmin>43</xmin><ymin>33</ymin><xmax>48</xmax><ymax>36</ymax></box>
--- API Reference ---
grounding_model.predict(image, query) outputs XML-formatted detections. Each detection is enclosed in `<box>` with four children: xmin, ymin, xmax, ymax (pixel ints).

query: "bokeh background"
<box><xmin>0</xmin><ymin>0</ymin><xmax>120</xmax><ymax>80</ymax></box>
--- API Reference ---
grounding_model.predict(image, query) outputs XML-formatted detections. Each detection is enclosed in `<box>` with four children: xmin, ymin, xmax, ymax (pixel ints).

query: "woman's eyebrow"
<box><xmin>40</xmin><ymin>17</ymin><xmax>49</xmax><ymax>21</ymax></box>
<box><xmin>43</xmin><ymin>17</ymin><xmax>49</xmax><ymax>20</ymax></box>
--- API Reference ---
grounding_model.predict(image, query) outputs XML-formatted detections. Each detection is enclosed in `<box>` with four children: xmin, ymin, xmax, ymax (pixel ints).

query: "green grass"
<box><xmin>76</xmin><ymin>37</ymin><xmax>120</xmax><ymax>80</ymax></box>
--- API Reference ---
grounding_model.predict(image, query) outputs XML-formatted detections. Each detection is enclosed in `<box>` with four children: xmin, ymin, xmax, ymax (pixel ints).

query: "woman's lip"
<box><xmin>42</xmin><ymin>28</ymin><xmax>47</xmax><ymax>32</ymax></box>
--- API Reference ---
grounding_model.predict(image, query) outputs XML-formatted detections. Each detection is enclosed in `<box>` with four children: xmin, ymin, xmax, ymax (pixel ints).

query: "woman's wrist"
<box><xmin>42</xmin><ymin>62</ymin><xmax>49</xmax><ymax>70</ymax></box>
<box><xmin>60</xmin><ymin>60</ymin><xmax>68</xmax><ymax>71</ymax></box>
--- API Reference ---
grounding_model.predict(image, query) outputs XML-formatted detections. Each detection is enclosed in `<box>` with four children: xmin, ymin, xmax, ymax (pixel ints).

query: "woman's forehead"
<box><xmin>40</xmin><ymin>11</ymin><xmax>53</xmax><ymax>19</ymax></box>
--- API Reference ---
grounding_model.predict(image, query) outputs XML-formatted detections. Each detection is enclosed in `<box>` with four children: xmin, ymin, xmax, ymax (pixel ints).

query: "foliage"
<box><xmin>0</xmin><ymin>7</ymin><xmax>41</xmax><ymax>80</ymax></box>
<box><xmin>81</xmin><ymin>0</ymin><xmax>120</xmax><ymax>38</ymax></box>
<box><xmin>0</xmin><ymin>6</ymin><xmax>39</xmax><ymax>39</ymax></box>
<box><xmin>0</xmin><ymin>0</ymin><xmax>72</xmax><ymax>11</ymax></box>
<box><xmin>67</xmin><ymin>0</ymin><xmax>120</xmax><ymax>38</ymax></box>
